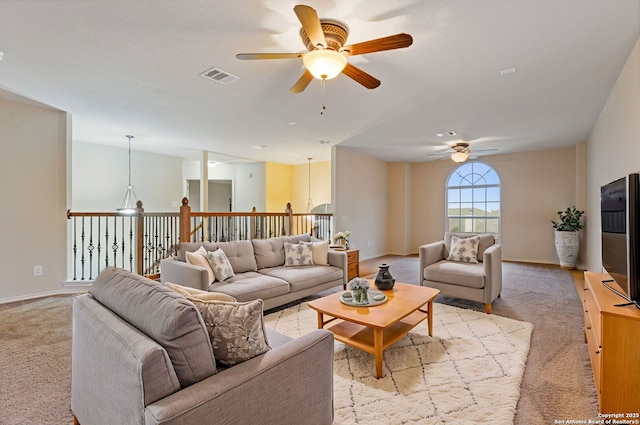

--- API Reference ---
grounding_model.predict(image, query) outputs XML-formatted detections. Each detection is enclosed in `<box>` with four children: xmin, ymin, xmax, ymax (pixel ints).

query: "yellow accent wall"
<box><xmin>265</xmin><ymin>162</ymin><xmax>292</xmax><ymax>212</ymax></box>
<box><xmin>291</xmin><ymin>160</ymin><xmax>331</xmax><ymax>213</ymax></box>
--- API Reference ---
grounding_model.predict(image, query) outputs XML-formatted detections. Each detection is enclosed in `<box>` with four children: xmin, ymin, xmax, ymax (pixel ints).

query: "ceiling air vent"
<box><xmin>199</xmin><ymin>67</ymin><xmax>239</xmax><ymax>85</ymax></box>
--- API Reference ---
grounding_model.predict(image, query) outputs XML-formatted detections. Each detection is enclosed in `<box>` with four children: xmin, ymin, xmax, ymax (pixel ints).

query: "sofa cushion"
<box><xmin>424</xmin><ymin>260</ymin><xmax>485</xmax><ymax>289</ymax></box>
<box><xmin>302</xmin><ymin>240</ymin><xmax>330</xmax><ymax>266</ymax></box>
<box><xmin>209</xmin><ymin>272</ymin><xmax>290</xmax><ymax>302</ymax></box>
<box><xmin>185</xmin><ymin>246</ymin><xmax>215</xmax><ymax>283</ymax></box>
<box><xmin>447</xmin><ymin>235</ymin><xmax>480</xmax><ymax>263</ymax></box>
<box><xmin>89</xmin><ymin>267</ymin><xmax>217</xmax><ymax>387</ymax></box>
<box><xmin>189</xmin><ymin>299</ymin><xmax>271</xmax><ymax>367</ymax></box>
<box><xmin>284</xmin><ymin>242</ymin><xmax>314</xmax><ymax>266</ymax></box>
<box><xmin>261</xmin><ymin>265</ymin><xmax>343</xmax><ymax>292</ymax></box>
<box><xmin>252</xmin><ymin>238</ymin><xmax>286</xmax><ymax>269</ymax></box>
<box><xmin>215</xmin><ymin>240</ymin><xmax>258</xmax><ymax>273</ymax></box>
<box><xmin>176</xmin><ymin>242</ymin><xmax>219</xmax><ymax>262</ymax></box>
<box><xmin>207</xmin><ymin>248</ymin><xmax>236</xmax><ymax>281</ymax></box>
<box><xmin>165</xmin><ymin>282</ymin><xmax>237</xmax><ymax>302</ymax></box>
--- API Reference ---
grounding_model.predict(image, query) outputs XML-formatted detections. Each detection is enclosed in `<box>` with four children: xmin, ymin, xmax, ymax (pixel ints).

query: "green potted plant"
<box><xmin>551</xmin><ymin>206</ymin><xmax>585</xmax><ymax>269</ymax></box>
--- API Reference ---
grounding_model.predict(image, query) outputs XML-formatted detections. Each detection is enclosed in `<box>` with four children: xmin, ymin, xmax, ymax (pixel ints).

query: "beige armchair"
<box><xmin>419</xmin><ymin>232</ymin><xmax>502</xmax><ymax>314</ymax></box>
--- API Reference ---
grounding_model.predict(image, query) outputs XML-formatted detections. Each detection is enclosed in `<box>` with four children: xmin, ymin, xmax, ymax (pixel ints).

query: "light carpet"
<box><xmin>264</xmin><ymin>301</ymin><xmax>533</xmax><ymax>425</ymax></box>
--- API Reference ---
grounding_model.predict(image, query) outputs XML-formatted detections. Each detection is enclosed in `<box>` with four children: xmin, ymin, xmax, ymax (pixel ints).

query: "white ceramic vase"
<box><xmin>554</xmin><ymin>230</ymin><xmax>579</xmax><ymax>269</ymax></box>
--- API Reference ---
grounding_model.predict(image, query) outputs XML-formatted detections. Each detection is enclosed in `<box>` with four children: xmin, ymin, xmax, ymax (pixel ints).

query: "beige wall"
<box><xmin>586</xmin><ymin>36</ymin><xmax>640</xmax><ymax>272</ymax></box>
<box><xmin>337</xmin><ymin>145</ymin><xmax>582</xmax><ymax>265</ymax></box>
<box><xmin>333</xmin><ymin>147</ymin><xmax>388</xmax><ymax>260</ymax></box>
<box><xmin>0</xmin><ymin>97</ymin><xmax>69</xmax><ymax>301</ymax></box>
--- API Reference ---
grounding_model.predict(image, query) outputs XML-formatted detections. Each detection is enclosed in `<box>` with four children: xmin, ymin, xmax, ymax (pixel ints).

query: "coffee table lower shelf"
<box><xmin>320</xmin><ymin>309</ymin><xmax>430</xmax><ymax>378</ymax></box>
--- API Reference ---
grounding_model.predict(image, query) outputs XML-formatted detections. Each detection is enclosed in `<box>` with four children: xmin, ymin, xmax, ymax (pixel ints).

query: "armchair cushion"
<box><xmin>446</xmin><ymin>235</ymin><xmax>480</xmax><ymax>263</ymax></box>
<box><xmin>444</xmin><ymin>232</ymin><xmax>495</xmax><ymax>261</ymax></box>
<box><xmin>424</xmin><ymin>260</ymin><xmax>485</xmax><ymax>289</ymax></box>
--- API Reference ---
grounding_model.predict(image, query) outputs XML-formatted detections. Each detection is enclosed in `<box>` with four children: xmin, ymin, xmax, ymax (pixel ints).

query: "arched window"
<box><xmin>446</xmin><ymin>162</ymin><xmax>501</xmax><ymax>242</ymax></box>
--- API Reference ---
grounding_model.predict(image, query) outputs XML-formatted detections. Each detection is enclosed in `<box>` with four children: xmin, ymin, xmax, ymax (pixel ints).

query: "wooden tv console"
<box><xmin>583</xmin><ymin>272</ymin><xmax>640</xmax><ymax>414</ymax></box>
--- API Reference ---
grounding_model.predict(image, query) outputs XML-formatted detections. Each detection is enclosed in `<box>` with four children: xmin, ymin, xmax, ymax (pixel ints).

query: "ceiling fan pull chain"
<box><xmin>320</xmin><ymin>79</ymin><xmax>327</xmax><ymax>115</ymax></box>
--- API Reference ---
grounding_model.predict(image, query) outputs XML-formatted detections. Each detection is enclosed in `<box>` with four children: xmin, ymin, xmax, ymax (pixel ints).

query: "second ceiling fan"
<box><xmin>236</xmin><ymin>4</ymin><xmax>413</xmax><ymax>93</ymax></box>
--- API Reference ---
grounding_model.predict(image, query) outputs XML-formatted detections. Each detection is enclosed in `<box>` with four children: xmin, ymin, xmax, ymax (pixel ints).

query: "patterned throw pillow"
<box><xmin>284</xmin><ymin>242</ymin><xmax>314</xmax><ymax>266</ymax></box>
<box><xmin>185</xmin><ymin>246</ymin><xmax>215</xmax><ymax>283</ymax></box>
<box><xmin>190</xmin><ymin>298</ymin><xmax>271</xmax><ymax>367</ymax></box>
<box><xmin>207</xmin><ymin>248</ymin><xmax>235</xmax><ymax>281</ymax></box>
<box><xmin>447</xmin><ymin>235</ymin><xmax>480</xmax><ymax>263</ymax></box>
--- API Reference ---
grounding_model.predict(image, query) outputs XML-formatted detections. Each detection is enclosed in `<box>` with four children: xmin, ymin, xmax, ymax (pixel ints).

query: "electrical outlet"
<box><xmin>33</xmin><ymin>265</ymin><xmax>43</xmax><ymax>276</ymax></box>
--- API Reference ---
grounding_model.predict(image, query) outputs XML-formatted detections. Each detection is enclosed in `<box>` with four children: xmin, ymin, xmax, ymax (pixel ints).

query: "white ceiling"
<box><xmin>1</xmin><ymin>1</ymin><xmax>639</xmax><ymax>165</ymax></box>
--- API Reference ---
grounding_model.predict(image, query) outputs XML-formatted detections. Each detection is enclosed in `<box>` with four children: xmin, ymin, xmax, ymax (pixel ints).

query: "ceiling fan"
<box><xmin>428</xmin><ymin>142</ymin><xmax>499</xmax><ymax>163</ymax></box>
<box><xmin>236</xmin><ymin>4</ymin><xmax>413</xmax><ymax>93</ymax></box>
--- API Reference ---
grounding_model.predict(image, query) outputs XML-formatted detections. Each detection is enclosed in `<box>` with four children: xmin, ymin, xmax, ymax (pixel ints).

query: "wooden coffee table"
<box><xmin>308</xmin><ymin>282</ymin><xmax>440</xmax><ymax>379</ymax></box>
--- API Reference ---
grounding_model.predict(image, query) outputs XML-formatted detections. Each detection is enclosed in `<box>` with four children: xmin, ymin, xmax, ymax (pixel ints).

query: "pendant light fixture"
<box><xmin>306</xmin><ymin>157</ymin><xmax>314</xmax><ymax>213</ymax></box>
<box><xmin>117</xmin><ymin>134</ymin><xmax>138</xmax><ymax>214</ymax></box>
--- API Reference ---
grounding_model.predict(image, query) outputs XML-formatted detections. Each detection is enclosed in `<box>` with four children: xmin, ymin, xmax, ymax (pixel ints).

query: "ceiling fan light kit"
<box><xmin>451</xmin><ymin>151</ymin><xmax>470</xmax><ymax>163</ymax></box>
<box><xmin>303</xmin><ymin>49</ymin><xmax>347</xmax><ymax>80</ymax></box>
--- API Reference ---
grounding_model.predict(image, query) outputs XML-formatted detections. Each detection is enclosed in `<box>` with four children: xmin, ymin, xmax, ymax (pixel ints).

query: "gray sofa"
<box><xmin>71</xmin><ymin>267</ymin><xmax>334</xmax><ymax>425</ymax></box>
<box><xmin>160</xmin><ymin>234</ymin><xmax>348</xmax><ymax>310</ymax></box>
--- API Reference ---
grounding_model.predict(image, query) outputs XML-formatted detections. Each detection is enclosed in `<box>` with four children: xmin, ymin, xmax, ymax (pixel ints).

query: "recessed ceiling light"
<box><xmin>319</xmin><ymin>140</ymin><xmax>331</xmax><ymax>145</ymax></box>
<box><xmin>0</xmin><ymin>52</ymin><xmax>3</xmax><ymax>61</ymax></box>
<box><xmin>288</xmin><ymin>121</ymin><xmax>296</xmax><ymax>126</ymax></box>
<box><xmin>500</xmin><ymin>68</ymin><xmax>517</xmax><ymax>76</ymax></box>
<box><xmin>253</xmin><ymin>145</ymin><xmax>268</xmax><ymax>150</ymax></box>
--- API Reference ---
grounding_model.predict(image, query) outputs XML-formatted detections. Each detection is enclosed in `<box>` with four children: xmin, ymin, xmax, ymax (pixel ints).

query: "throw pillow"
<box><xmin>447</xmin><ymin>235</ymin><xmax>480</xmax><ymax>263</ymax></box>
<box><xmin>207</xmin><ymin>248</ymin><xmax>235</xmax><ymax>281</ymax></box>
<box><xmin>284</xmin><ymin>242</ymin><xmax>314</xmax><ymax>266</ymax></box>
<box><xmin>185</xmin><ymin>246</ymin><xmax>215</xmax><ymax>284</ymax></box>
<box><xmin>165</xmin><ymin>282</ymin><xmax>237</xmax><ymax>302</ymax></box>
<box><xmin>302</xmin><ymin>240</ymin><xmax>330</xmax><ymax>265</ymax></box>
<box><xmin>189</xmin><ymin>298</ymin><xmax>271</xmax><ymax>367</ymax></box>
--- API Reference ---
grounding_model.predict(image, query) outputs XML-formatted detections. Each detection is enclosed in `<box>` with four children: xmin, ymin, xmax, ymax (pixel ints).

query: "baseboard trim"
<box><xmin>0</xmin><ymin>287</ymin><xmax>89</xmax><ymax>305</ymax></box>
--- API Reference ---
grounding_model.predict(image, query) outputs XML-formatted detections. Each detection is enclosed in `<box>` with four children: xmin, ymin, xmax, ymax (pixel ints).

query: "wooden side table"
<box><xmin>345</xmin><ymin>248</ymin><xmax>359</xmax><ymax>281</ymax></box>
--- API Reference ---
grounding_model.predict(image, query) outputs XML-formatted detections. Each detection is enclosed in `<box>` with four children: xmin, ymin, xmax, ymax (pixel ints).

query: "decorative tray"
<box><xmin>340</xmin><ymin>290</ymin><xmax>387</xmax><ymax>307</ymax></box>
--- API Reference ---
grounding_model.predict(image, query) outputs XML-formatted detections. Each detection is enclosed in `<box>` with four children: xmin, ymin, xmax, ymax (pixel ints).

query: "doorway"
<box><xmin>187</xmin><ymin>179</ymin><xmax>232</xmax><ymax>212</ymax></box>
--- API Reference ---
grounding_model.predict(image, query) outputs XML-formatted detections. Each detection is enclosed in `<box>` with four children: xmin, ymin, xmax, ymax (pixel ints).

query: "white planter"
<box><xmin>554</xmin><ymin>230</ymin><xmax>579</xmax><ymax>269</ymax></box>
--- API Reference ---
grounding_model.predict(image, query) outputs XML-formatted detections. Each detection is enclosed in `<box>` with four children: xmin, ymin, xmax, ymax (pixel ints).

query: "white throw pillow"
<box><xmin>207</xmin><ymin>248</ymin><xmax>235</xmax><ymax>281</ymax></box>
<box><xmin>284</xmin><ymin>242</ymin><xmax>314</xmax><ymax>266</ymax></box>
<box><xmin>447</xmin><ymin>235</ymin><xmax>480</xmax><ymax>263</ymax></box>
<box><xmin>165</xmin><ymin>282</ymin><xmax>237</xmax><ymax>302</ymax></box>
<box><xmin>302</xmin><ymin>240</ymin><xmax>330</xmax><ymax>265</ymax></box>
<box><xmin>188</xmin><ymin>298</ymin><xmax>271</xmax><ymax>367</ymax></box>
<box><xmin>185</xmin><ymin>246</ymin><xmax>215</xmax><ymax>283</ymax></box>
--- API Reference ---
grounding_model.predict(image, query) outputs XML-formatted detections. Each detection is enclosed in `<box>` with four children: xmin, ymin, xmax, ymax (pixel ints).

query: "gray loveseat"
<box><xmin>160</xmin><ymin>234</ymin><xmax>347</xmax><ymax>310</ymax></box>
<box><xmin>71</xmin><ymin>267</ymin><xmax>334</xmax><ymax>425</ymax></box>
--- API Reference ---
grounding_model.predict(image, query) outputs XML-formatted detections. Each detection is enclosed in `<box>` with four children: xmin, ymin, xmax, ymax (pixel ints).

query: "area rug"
<box><xmin>264</xmin><ymin>302</ymin><xmax>533</xmax><ymax>424</ymax></box>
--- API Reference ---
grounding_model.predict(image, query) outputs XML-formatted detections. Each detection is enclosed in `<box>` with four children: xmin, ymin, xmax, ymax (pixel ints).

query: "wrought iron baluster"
<box><xmin>72</xmin><ymin>217</ymin><xmax>78</xmax><ymax>280</ymax></box>
<box><xmin>88</xmin><ymin>218</ymin><xmax>95</xmax><ymax>279</ymax></box>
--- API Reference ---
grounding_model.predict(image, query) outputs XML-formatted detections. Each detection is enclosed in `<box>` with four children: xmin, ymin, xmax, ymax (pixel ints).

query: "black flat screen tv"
<box><xmin>600</xmin><ymin>173</ymin><xmax>640</xmax><ymax>303</ymax></box>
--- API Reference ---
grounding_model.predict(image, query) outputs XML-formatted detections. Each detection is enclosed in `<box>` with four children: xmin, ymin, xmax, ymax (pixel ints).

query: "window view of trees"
<box><xmin>446</xmin><ymin>162</ymin><xmax>500</xmax><ymax>241</ymax></box>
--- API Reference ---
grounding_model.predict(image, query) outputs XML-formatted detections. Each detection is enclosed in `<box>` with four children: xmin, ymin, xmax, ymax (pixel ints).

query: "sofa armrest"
<box><xmin>160</xmin><ymin>258</ymin><xmax>209</xmax><ymax>291</ymax></box>
<box><xmin>419</xmin><ymin>241</ymin><xmax>445</xmax><ymax>281</ymax></box>
<box><xmin>328</xmin><ymin>250</ymin><xmax>348</xmax><ymax>285</ymax></box>
<box><xmin>144</xmin><ymin>329</ymin><xmax>335</xmax><ymax>425</ymax></box>
<box><xmin>483</xmin><ymin>244</ymin><xmax>503</xmax><ymax>302</ymax></box>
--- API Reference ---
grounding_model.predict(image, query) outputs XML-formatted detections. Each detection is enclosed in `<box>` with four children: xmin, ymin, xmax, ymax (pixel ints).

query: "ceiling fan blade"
<box><xmin>290</xmin><ymin>70</ymin><xmax>314</xmax><ymax>93</ymax></box>
<box><xmin>236</xmin><ymin>53</ymin><xmax>303</xmax><ymax>60</ymax></box>
<box><xmin>342</xmin><ymin>33</ymin><xmax>413</xmax><ymax>56</ymax></box>
<box><xmin>293</xmin><ymin>5</ymin><xmax>327</xmax><ymax>49</ymax></box>
<box><xmin>341</xmin><ymin>63</ymin><xmax>381</xmax><ymax>89</ymax></box>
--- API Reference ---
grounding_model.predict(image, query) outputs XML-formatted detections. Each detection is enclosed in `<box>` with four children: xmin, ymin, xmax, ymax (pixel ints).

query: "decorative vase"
<box><xmin>352</xmin><ymin>289</ymin><xmax>369</xmax><ymax>304</ymax></box>
<box><xmin>554</xmin><ymin>230</ymin><xmax>579</xmax><ymax>270</ymax></box>
<box><xmin>374</xmin><ymin>263</ymin><xmax>395</xmax><ymax>290</ymax></box>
